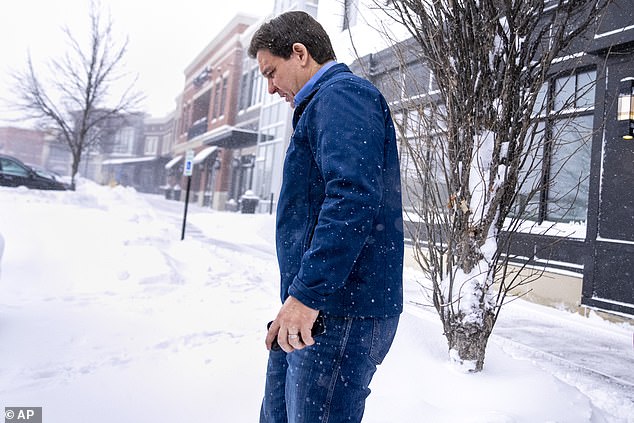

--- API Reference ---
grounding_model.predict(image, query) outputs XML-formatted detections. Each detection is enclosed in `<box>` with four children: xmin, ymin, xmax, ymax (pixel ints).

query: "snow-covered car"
<box><xmin>0</xmin><ymin>154</ymin><xmax>68</xmax><ymax>191</ymax></box>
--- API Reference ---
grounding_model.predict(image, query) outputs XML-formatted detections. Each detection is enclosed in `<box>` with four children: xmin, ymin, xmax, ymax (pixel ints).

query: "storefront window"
<box><xmin>392</xmin><ymin>67</ymin><xmax>596</xmax><ymax>226</ymax></box>
<box><xmin>255</xmin><ymin>141</ymin><xmax>283</xmax><ymax>199</ymax></box>
<box><xmin>546</xmin><ymin>115</ymin><xmax>592</xmax><ymax>222</ymax></box>
<box><xmin>522</xmin><ymin>70</ymin><xmax>596</xmax><ymax>223</ymax></box>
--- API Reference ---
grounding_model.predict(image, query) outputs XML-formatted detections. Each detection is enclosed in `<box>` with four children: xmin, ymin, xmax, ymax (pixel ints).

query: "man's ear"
<box><xmin>292</xmin><ymin>43</ymin><xmax>310</xmax><ymax>65</ymax></box>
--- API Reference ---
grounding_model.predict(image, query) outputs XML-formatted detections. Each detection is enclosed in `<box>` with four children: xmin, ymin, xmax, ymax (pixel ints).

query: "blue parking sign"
<box><xmin>183</xmin><ymin>150</ymin><xmax>194</xmax><ymax>176</ymax></box>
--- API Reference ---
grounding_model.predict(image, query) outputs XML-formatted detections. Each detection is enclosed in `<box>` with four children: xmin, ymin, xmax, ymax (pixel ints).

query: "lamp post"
<box><xmin>617</xmin><ymin>77</ymin><xmax>634</xmax><ymax>140</ymax></box>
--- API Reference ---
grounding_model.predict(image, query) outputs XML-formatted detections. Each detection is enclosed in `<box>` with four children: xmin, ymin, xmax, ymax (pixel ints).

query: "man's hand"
<box><xmin>266</xmin><ymin>296</ymin><xmax>319</xmax><ymax>353</ymax></box>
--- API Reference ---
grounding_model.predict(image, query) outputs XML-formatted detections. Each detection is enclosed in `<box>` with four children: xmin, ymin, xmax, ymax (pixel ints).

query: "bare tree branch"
<box><xmin>8</xmin><ymin>0</ymin><xmax>144</xmax><ymax>189</ymax></box>
<box><xmin>371</xmin><ymin>0</ymin><xmax>612</xmax><ymax>371</ymax></box>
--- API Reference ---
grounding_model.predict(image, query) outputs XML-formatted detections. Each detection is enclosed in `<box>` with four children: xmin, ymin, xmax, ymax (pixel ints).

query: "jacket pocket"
<box><xmin>303</xmin><ymin>215</ymin><xmax>319</xmax><ymax>251</ymax></box>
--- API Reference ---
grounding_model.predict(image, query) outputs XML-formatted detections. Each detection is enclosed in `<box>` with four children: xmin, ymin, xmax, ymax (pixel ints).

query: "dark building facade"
<box><xmin>353</xmin><ymin>0</ymin><xmax>634</xmax><ymax>316</ymax></box>
<box><xmin>581</xmin><ymin>0</ymin><xmax>634</xmax><ymax>315</ymax></box>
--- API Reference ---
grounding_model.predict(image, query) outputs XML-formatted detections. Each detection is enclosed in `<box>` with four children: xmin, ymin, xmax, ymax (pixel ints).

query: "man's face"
<box><xmin>257</xmin><ymin>48</ymin><xmax>308</xmax><ymax>108</ymax></box>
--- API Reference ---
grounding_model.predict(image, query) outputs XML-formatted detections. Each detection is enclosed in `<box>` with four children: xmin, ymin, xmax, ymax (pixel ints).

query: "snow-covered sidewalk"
<box><xmin>0</xmin><ymin>182</ymin><xmax>632</xmax><ymax>422</ymax></box>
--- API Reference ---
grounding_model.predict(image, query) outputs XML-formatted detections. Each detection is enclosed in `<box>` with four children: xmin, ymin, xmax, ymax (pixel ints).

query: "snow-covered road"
<box><xmin>0</xmin><ymin>183</ymin><xmax>632</xmax><ymax>422</ymax></box>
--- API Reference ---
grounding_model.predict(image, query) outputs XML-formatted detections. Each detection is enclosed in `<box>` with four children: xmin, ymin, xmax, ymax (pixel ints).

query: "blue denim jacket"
<box><xmin>276</xmin><ymin>63</ymin><xmax>404</xmax><ymax>317</ymax></box>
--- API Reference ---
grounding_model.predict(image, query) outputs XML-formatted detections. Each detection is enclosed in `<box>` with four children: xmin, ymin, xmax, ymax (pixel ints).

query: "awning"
<box><xmin>164</xmin><ymin>155</ymin><xmax>183</xmax><ymax>169</ymax></box>
<box><xmin>203</xmin><ymin>126</ymin><xmax>258</xmax><ymax>149</ymax></box>
<box><xmin>193</xmin><ymin>146</ymin><xmax>219</xmax><ymax>164</ymax></box>
<box><xmin>102</xmin><ymin>156</ymin><xmax>157</xmax><ymax>165</ymax></box>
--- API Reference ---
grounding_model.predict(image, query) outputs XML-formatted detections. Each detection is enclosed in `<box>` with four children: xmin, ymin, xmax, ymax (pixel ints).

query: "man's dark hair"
<box><xmin>248</xmin><ymin>11</ymin><xmax>336</xmax><ymax>64</ymax></box>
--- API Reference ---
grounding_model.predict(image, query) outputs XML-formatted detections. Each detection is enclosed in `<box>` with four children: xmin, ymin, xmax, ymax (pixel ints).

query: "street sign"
<box><xmin>183</xmin><ymin>149</ymin><xmax>194</xmax><ymax>176</ymax></box>
<box><xmin>181</xmin><ymin>149</ymin><xmax>195</xmax><ymax>240</ymax></box>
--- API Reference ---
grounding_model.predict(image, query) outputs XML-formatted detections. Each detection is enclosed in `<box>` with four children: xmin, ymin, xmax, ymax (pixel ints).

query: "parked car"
<box><xmin>0</xmin><ymin>154</ymin><xmax>68</xmax><ymax>191</ymax></box>
<box><xmin>26</xmin><ymin>163</ymin><xmax>71</xmax><ymax>190</ymax></box>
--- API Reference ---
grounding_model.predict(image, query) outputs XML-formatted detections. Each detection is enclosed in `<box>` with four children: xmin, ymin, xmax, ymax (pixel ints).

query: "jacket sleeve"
<box><xmin>287</xmin><ymin>79</ymin><xmax>388</xmax><ymax>309</ymax></box>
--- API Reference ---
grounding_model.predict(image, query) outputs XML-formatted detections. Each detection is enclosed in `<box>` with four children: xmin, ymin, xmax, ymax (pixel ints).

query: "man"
<box><xmin>249</xmin><ymin>11</ymin><xmax>404</xmax><ymax>423</ymax></box>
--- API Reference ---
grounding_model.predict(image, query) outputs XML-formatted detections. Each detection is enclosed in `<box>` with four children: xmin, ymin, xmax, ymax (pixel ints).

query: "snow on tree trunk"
<box><xmin>444</xmin><ymin>130</ymin><xmax>500</xmax><ymax>372</ymax></box>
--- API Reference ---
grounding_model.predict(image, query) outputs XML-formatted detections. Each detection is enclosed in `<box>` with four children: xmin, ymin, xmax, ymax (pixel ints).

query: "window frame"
<box><xmin>533</xmin><ymin>68</ymin><xmax>597</xmax><ymax>223</ymax></box>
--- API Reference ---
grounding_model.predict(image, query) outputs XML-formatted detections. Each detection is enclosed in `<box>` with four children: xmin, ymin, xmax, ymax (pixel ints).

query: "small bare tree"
<box><xmin>377</xmin><ymin>0</ymin><xmax>609</xmax><ymax>371</ymax></box>
<box><xmin>10</xmin><ymin>1</ymin><xmax>143</xmax><ymax>189</ymax></box>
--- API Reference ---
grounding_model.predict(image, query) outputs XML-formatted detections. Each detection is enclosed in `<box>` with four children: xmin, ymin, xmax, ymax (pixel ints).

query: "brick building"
<box><xmin>169</xmin><ymin>14</ymin><xmax>259</xmax><ymax>209</ymax></box>
<box><xmin>0</xmin><ymin>126</ymin><xmax>48</xmax><ymax>167</ymax></box>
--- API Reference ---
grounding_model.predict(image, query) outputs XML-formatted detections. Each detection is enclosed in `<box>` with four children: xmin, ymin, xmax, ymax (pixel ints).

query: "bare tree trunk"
<box><xmin>447</xmin><ymin>312</ymin><xmax>495</xmax><ymax>371</ymax></box>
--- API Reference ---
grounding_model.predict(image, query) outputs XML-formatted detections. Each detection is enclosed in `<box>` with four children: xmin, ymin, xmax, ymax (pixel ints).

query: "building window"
<box><xmin>144</xmin><ymin>136</ymin><xmax>159</xmax><ymax>155</ymax></box>
<box><xmin>212</xmin><ymin>80</ymin><xmax>222</xmax><ymax>119</ymax></box>
<box><xmin>546</xmin><ymin>115</ymin><xmax>592</xmax><ymax>222</ymax></box>
<box><xmin>240</xmin><ymin>65</ymin><xmax>264</xmax><ymax>112</ymax></box>
<box><xmin>255</xmin><ymin>141</ymin><xmax>283</xmax><ymax>200</ymax></box>
<box><xmin>219</xmin><ymin>76</ymin><xmax>228</xmax><ymax>117</ymax></box>
<box><xmin>239</xmin><ymin>71</ymin><xmax>250</xmax><ymax>111</ymax></box>
<box><xmin>261</xmin><ymin>103</ymin><xmax>286</xmax><ymax>128</ymax></box>
<box><xmin>193</xmin><ymin>89</ymin><xmax>211</xmax><ymax>123</ymax></box>
<box><xmin>517</xmin><ymin>69</ymin><xmax>597</xmax><ymax>224</ymax></box>
<box><xmin>274</xmin><ymin>0</ymin><xmax>300</xmax><ymax>14</ymax></box>
<box><xmin>554</xmin><ymin>70</ymin><xmax>595</xmax><ymax>112</ymax></box>
<box><xmin>179</xmin><ymin>107</ymin><xmax>190</xmax><ymax>135</ymax></box>
<box><xmin>161</xmin><ymin>131</ymin><xmax>172</xmax><ymax>156</ymax></box>
<box><xmin>393</xmin><ymin>107</ymin><xmax>449</xmax><ymax>213</ymax></box>
<box><xmin>113</xmin><ymin>126</ymin><xmax>135</xmax><ymax>155</ymax></box>
<box><xmin>250</xmin><ymin>68</ymin><xmax>263</xmax><ymax>107</ymax></box>
<box><xmin>375</xmin><ymin>72</ymin><xmax>399</xmax><ymax>103</ymax></box>
<box><xmin>391</xmin><ymin>63</ymin><xmax>596</xmax><ymax>225</ymax></box>
<box><xmin>403</xmin><ymin>61</ymin><xmax>436</xmax><ymax>99</ymax></box>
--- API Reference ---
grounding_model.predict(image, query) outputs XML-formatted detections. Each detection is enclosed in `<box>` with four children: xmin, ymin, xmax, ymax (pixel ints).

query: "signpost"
<box><xmin>181</xmin><ymin>149</ymin><xmax>194</xmax><ymax>241</ymax></box>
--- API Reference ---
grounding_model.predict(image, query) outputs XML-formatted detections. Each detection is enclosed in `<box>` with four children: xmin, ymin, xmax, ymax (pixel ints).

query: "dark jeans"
<box><xmin>259</xmin><ymin>315</ymin><xmax>399</xmax><ymax>423</ymax></box>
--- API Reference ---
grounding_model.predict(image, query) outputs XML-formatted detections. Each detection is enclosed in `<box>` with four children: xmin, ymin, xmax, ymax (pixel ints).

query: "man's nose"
<box><xmin>267</xmin><ymin>78</ymin><xmax>277</xmax><ymax>94</ymax></box>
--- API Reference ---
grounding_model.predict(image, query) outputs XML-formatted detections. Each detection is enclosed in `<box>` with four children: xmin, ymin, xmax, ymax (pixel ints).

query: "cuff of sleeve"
<box><xmin>288</xmin><ymin>277</ymin><xmax>327</xmax><ymax>310</ymax></box>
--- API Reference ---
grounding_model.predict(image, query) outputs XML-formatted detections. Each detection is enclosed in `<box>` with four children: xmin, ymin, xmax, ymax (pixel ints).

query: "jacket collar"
<box><xmin>292</xmin><ymin>63</ymin><xmax>353</xmax><ymax>126</ymax></box>
<box><xmin>294</xmin><ymin>61</ymin><xmax>338</xmax><ymax>106</ymax></box>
